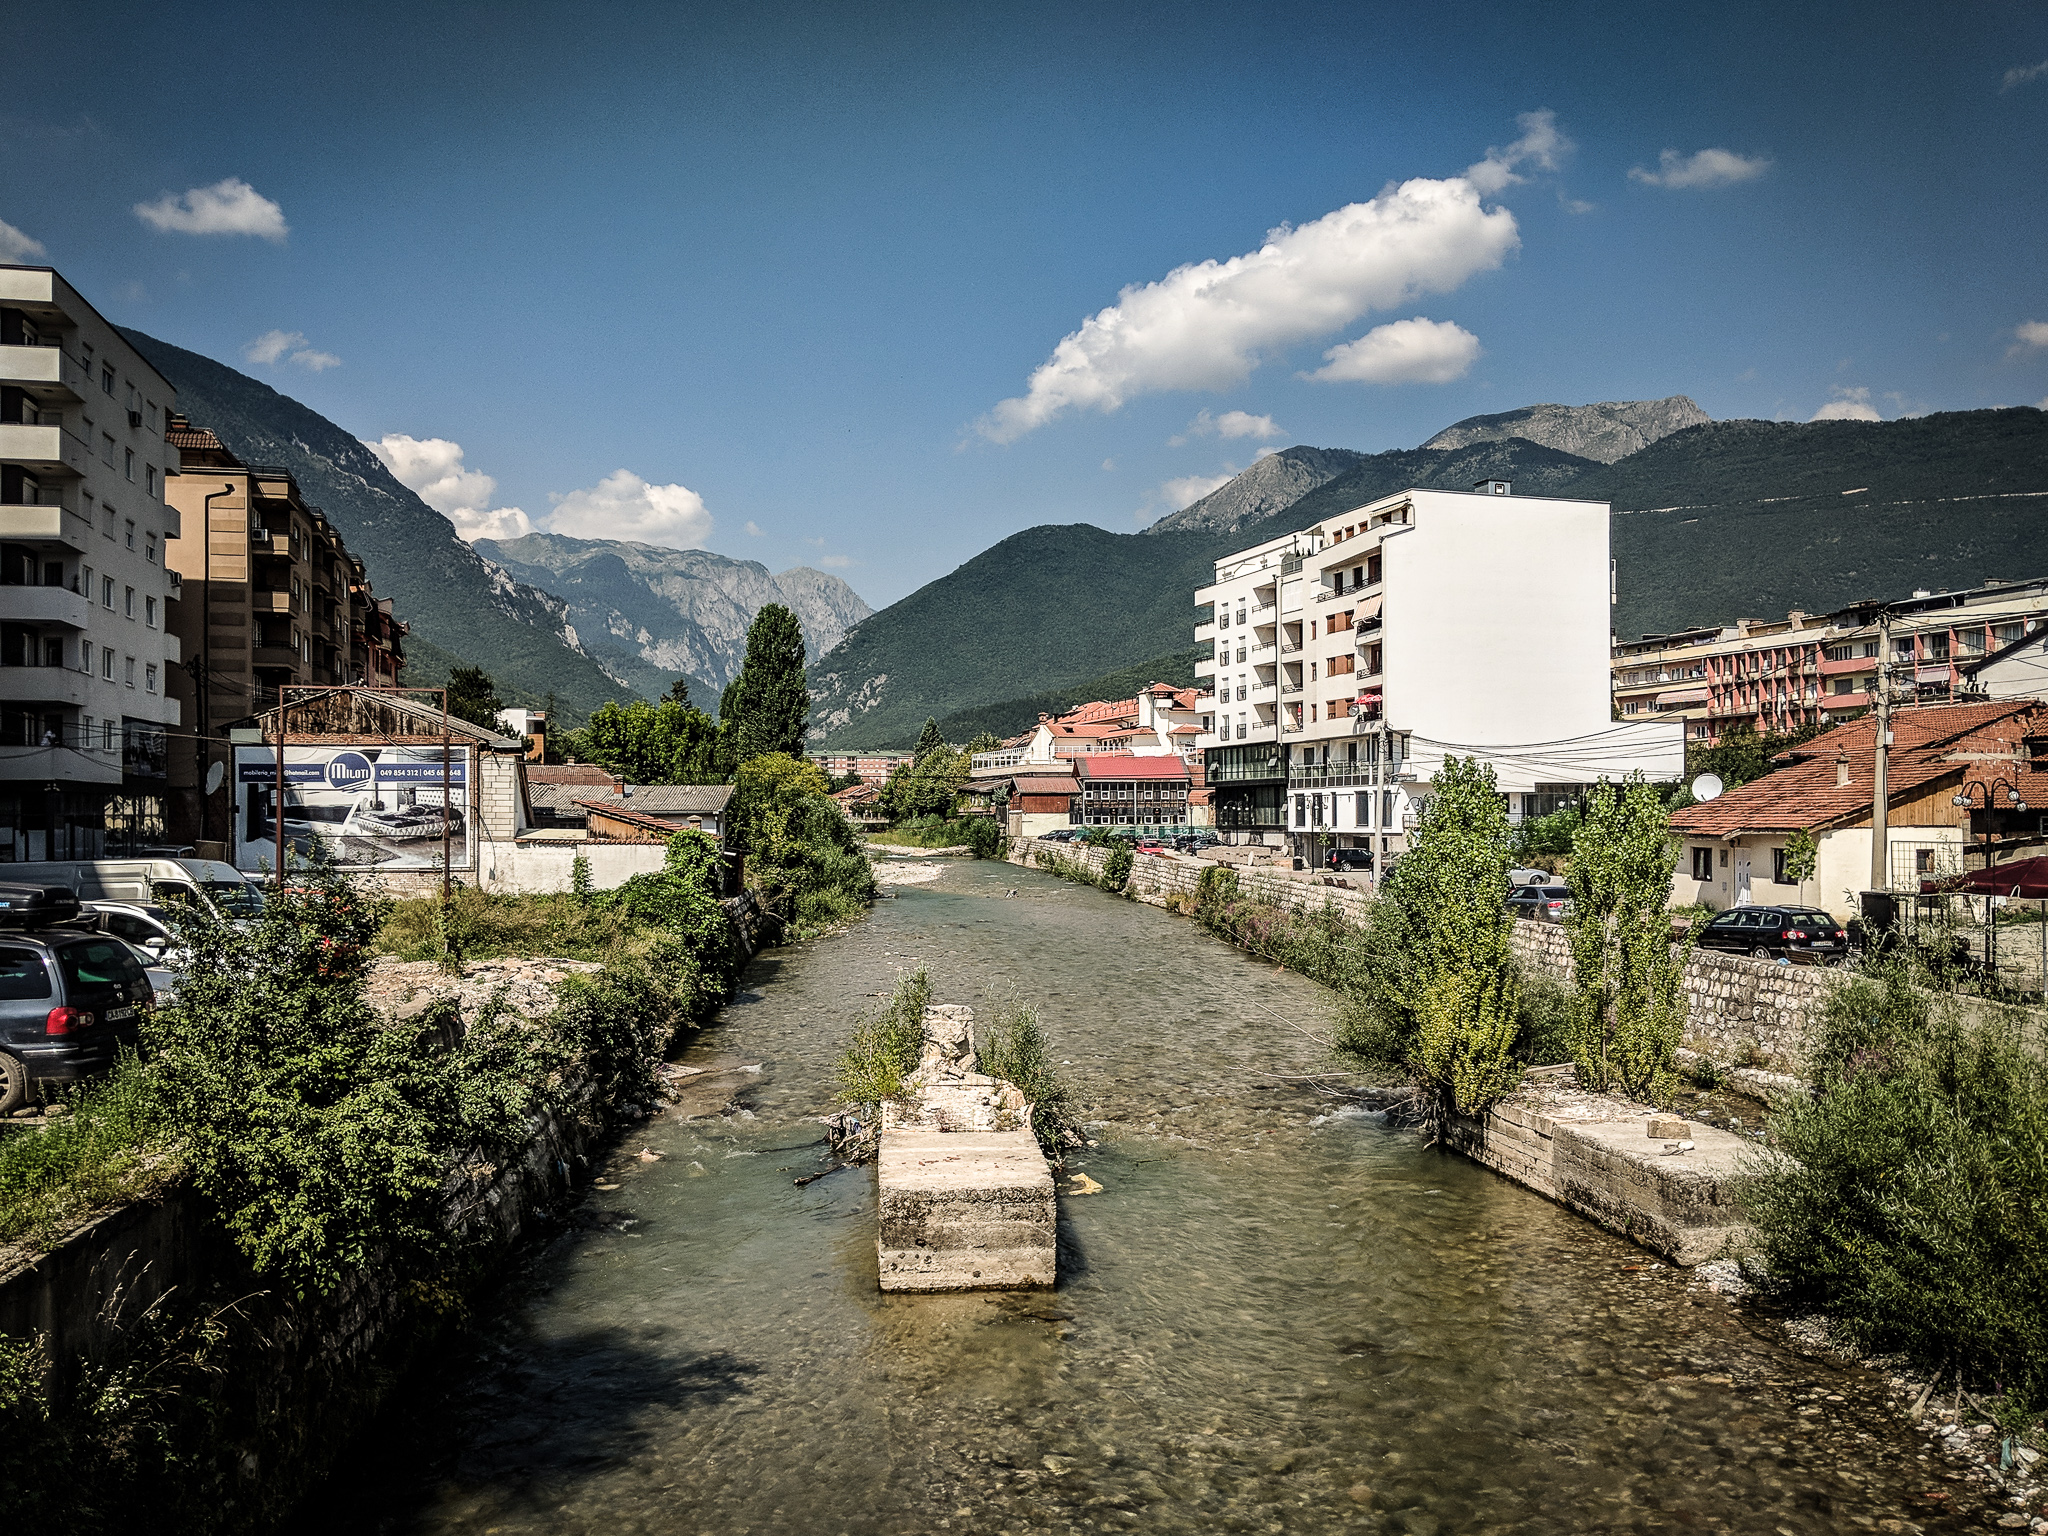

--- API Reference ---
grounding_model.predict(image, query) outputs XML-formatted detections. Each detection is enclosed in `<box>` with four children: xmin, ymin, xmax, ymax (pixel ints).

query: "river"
<box><xmin>308</xmin><ymin>858</ymin><xmax>1978</xmax><ymax>1535</ymax></box>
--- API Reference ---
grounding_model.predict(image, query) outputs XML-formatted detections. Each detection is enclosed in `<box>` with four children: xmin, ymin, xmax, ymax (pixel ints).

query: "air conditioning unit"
<box><xmin>249</xmin><ymin>527</ymin><xmax>271</xmax><ymax>545</ymax></box>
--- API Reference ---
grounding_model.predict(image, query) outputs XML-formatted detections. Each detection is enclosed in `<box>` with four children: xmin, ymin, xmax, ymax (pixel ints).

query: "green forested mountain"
<box><xmin>931</xmin><ymin>646</ymin><xmax>1206</xmax><ymax>743</ymax></box>
<box><xmin>811</xmin><ymin>405</ymin><xmax>2048</xmax><ymax>749</ymax></box>
<box><xmin>123</xmin><ymin>330</ymin><xmax>633</xmax><ymax>725</ymax></box>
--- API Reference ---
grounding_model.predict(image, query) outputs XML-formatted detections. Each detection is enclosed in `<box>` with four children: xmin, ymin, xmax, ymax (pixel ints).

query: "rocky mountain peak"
<box><xmin>1421</xmin><ymin>396</ymin><xmax>1710</xmax><ymax>464</ymax></box>
<box><xmin>1141</xmin><ymin>446</ymin><xmax>1368</xmax><ymax>537</ymax></box>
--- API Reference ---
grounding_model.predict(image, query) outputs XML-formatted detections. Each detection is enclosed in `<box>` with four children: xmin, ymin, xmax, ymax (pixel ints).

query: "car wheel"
<box><xmin>0</xmin><ymin>1051</ymin><xmax>28</xmax><ymax>1117</ymax></box>
<box><xmin>1749</xmin><ymin>945</ymin><xmax>1772</xmax><ymax>960</ymax></box>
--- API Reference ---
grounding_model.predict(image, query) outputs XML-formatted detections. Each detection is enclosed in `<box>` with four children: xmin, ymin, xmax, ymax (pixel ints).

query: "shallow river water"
<box><xmin>312</xmin><ymin>859</ymin><xmax>1979</xmax><ymax>1536</ymax></box>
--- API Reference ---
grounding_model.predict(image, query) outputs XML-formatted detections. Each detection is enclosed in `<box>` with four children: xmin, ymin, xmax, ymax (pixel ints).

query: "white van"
<box><xmin>0</xmin><ymin>858</ymin><xmax>265</xmax><ymax>922</ymax></box>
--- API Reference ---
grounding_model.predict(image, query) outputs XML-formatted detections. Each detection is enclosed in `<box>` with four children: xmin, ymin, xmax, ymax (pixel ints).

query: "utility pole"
<box><xmin>1870</xmin><ymin>609</ymin><xmax>1892</xmax><ymax>892</ymax></box>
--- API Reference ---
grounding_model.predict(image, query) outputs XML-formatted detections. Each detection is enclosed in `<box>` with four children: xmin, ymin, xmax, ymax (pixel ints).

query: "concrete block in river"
<box><xmin>877</xmin><ymin>1132</ymin><xmax>1056</xmax><ymax>1292</ymax></box>
<box><xmin>876</xmin><ymin>1005</ymin><xmax>1056</xmax><ymax>1292</ymax></box>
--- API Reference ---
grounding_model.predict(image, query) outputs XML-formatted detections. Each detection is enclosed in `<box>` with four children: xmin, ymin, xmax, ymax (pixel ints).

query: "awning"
<box><xmin>1921</xmin><ymin>855</ymin><xmax>2048</xmax><ymax>898</ymax></box>
<box><xmin>1654</xmin><ymin>686</ymin><xmax>1709</xmax><ymax>706</ymax></box>
<box><xmin>1352</xmin><ymin>593</ymin><xmax>1384</xmax><ymax>623</ymax></box>
<box><xmin>1353</xmin><ymin>690</ymin><xmax>1383</xmax><ymax>707</ymax></box>
<box><xmin>1916</xmin><ymin>666</ymin><xmax>1953</xmax><ymax>684</ymax></box>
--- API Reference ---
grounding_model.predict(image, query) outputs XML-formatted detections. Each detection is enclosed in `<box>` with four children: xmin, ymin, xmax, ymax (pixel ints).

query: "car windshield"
<box><xmin>205</xmin><ymin>881</ymin><xmax>266</xmax><ymax>917</ymax></box>
<box><xmin>56</xmin><ymin>938</ymin><xmax>148</xmax><ymax>991</ymax></box>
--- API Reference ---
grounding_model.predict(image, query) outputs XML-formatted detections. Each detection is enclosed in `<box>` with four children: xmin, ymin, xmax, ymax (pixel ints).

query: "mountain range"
<box><xmin>125</xmin><ymin>332</ymin><xmax>868</xmax><ymax>725</ymax></box>
<box><xmin>808</xmin><ymin>400</ymin><xmax>2048</xmax><ymax>748</ymax></box>
<box><xmin>474</xmin><ymin>533</ymin><xmax>869</xmax><ymax>704</ymax></box>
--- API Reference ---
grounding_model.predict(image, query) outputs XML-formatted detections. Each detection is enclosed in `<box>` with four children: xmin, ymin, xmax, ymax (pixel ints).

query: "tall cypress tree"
<box><xmin>726</xmin><ymin>605</ymin><xmax>810</xmax><ymax>763</ymax></box>
<box><xmin>912</xmin><ymin>716</ymin><xmax>945</xmax><ymax>765</ymax></box>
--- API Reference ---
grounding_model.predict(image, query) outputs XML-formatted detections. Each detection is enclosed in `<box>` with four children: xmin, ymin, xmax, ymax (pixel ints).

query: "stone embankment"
<box><xmin>875</xmin><ymin>1004</ymin><xmax>1055</xmax><ymax>1292</ymax></box>
<box><xmin>1009</xmin><ymin>836</ymin><xmax>1827</xmax><ymax>1076</ymax></box>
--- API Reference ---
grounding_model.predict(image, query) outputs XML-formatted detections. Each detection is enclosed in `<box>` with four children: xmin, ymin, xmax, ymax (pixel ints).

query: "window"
<box><xmin>101</xmin><ymin>576</ymin><xmax>114</xmax><ymax>608</ymax></box>
<box><xmin>1772</xmin><ymin>847</ymin><xmax>1790</xmax><ymax>884</ymax></box>
<box><xmin>1689</xmin><ymin>845</ymin><xmax>1713</xmax><ymax>881</ymax></box>
<box><xmin>82</xmin><ymin>564</ymin><xmax>91</xmax><ymax>595</ymax></box>
<box><xmin>0</xmin><ymin>949</ymin><xmax>52</xmax><ymax>1001</ymax></box>
<box><xmin>145</xmin><ymin>596</ymin><xmax>156</xmax><ymax>627</ymax></box>
<box><xmin>125</xmin><ymin>520</ymin><xmax>135</xmax><ymax>549</ymax></box>
<box><xmin>79</xmin><ymin>642</ymin><xmax>91</xmax><ymax>674</ymax></box>
<box><xmin>145</xmin><ymin>663</ymin><xmax>157</xmax><ymax>694</ymax></box>
<box><xmin>146</xmin><ymin>465</ymin><xmax>157</xmax><ymax>496</ymax></box>
<box><xmin>102</xmin><ymin>719</ymin><xmax>115</xmax><ymax>750</ymax></box>
<box><xmin>124</xmin><ymin>656</ymin><xmax>135</xmax><ymax>688</ymax></box>
<box><xmin>101</xmin><ymin>432</ymin><xmax>116</xmax><ymax>465</ymax></box>
<box><xmin>146</xmin><ymin>533</ymin><xmax>156</xmax><ymax>564</ymax></box>
<box><xmin>101</xmin><ymin>648</ymin><xmax>114</xmax><ymax>680</ymax></box>
<box><xmin>124</xmin><ymin>586</ymin><xmax>135</xmax><ymax>618</ymax></box>
<box><xmin>101</xmin><ymin>366</ymin><xmax>115</xmax><ymax>395</ymax></box>
<box><xmin>1833</xmin><ymin>677</ymin><xmax>1855</xmax><ymax>695</ymax></box>
<box><xmin>1357</xmin><ymin>791</ymin><xmax>1371</xmax><ymax>827</ymax></box>
<box><xmin>1294</xmin><ymin>794</ymin><xmax>1306</xmax><ymax>827</ymax></box>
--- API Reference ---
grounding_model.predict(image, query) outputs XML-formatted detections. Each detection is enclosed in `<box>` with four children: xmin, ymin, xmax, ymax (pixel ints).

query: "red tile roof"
<box><xmin>1077</xmin><ymin>755</ymin><xmax>1192</xmax><ymax>781</ymax></box>
<box><xmin>1011</xmin><ymin>775</ymin><xmax>1078</xmax><ymax>795</ymax></box>
<box><xmin>1669</xmin><ymin>701</ymin><xmax>2043</xmax><ymax>837</ymax></box>
<box><xmin>1056</xmin><ymin>698</ymin><xmax>1139</xmax><ymax>726</ymax></box>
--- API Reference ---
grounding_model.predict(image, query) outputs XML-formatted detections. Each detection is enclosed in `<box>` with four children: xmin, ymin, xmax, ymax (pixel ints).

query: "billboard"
<box><xmin>234</xmin><ymin>745</ymin><xmax>472</xmax><ymax>873</ymax></box>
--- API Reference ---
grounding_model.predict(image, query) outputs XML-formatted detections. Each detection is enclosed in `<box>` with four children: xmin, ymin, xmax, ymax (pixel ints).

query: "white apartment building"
<box><xmin>0</xmin><ymin>267</ymin><xmax>183</xmax><ymax>858</ymax></box>
<box><xmin>1196</xmin><ymin>480</ymin><xmax>1683</xmax><ymax>866</ymax></box>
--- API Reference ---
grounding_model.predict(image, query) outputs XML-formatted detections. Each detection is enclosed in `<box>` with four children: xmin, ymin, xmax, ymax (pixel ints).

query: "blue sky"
<box><xmin>4</xmin><ymin>0</ymin><xmax>2046</xmax><ymax>609</ymax></box>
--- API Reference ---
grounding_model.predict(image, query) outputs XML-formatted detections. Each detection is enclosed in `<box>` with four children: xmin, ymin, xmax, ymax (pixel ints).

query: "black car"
<box><xmin>0</xmin><ymin>887</ymin><xmax>155</xmax><ymax>1115</ymax></box>
<box><xmin>1506</xmin><ymin>884</ymin><xmax>1574</xmax><ymax>922</ymax></box>
<box><xmin>1326</xmin><ymin>848</ymin><xmax>1374</xmax><ymax>871</ymax></box>
<box><xmin>1039</xmin><ymin>827</ymin><xmax>1085</xmax><ymax>843</ymax></box>
<box><xmin>1694</xmin><ymin>905</ymin><xmax>1849</xmax><ymax>963</ymax></box>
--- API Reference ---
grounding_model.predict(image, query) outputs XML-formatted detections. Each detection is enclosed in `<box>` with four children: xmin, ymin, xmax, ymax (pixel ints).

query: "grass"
<box><xmin>833</xmin><ymin>969</ymin><xmax>931</xmax><ymax>1110</ymax></box>
<box><xmin>0</xmin><ymin>1056</ymin><xmax>181</xmax><ymax>1251</ymax></box>
<box><xmin>977</xmin><ymin>999</ymin><xmax>1077</xmax><ymax>1161</ymax></box>
<box><xmin>865</xmin><ymin>815</ymin><xmax>997</xmax><ymax>853</ymax></box>
<box><xmin>375</xmin><ymin>887</ymin><xmax>660</xmax><ymax>965</ymax></box>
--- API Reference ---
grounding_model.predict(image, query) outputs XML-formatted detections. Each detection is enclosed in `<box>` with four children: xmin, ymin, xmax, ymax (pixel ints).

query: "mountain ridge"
<box><xmin>1422</xmin><ymin>395</ymin><xmax>1710</xmax><ymax>462</ymax></box>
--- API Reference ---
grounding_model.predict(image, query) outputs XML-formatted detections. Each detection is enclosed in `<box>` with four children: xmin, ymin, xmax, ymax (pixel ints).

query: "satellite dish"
<box><xmin>1690</xmin><ymin>773</ymin><xmax>1724</xmax><ymax>803</ymax></box>
<box><xmin>205</xmin><ymin>761</ymin><xmax>226</xmax><ymax>796</ymax></box>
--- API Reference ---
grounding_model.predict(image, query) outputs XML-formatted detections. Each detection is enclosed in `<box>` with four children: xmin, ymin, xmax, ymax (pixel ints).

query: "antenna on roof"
<box><xmin>1690</xmin><ymin>773</ymin><xmax>1724</xmax><ymax>802</ymax></box>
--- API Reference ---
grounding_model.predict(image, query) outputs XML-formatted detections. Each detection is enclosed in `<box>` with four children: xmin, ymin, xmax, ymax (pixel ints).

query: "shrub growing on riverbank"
<box><xmin>1745</xmin><ymin>957</ymin><xmax>2048</xmax><ymax>1410</ymax></box>
<box><xmin>734</xmin><ymin>753</ymin><xmax>878</xmax><ymax>931</ymax></box>
<box><xmin>868</xmin><ymin>814</ymin><xmax>1001</xmax><ymax>858</ymax></box>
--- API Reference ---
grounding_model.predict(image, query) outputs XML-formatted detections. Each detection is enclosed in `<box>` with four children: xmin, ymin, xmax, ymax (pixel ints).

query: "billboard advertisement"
<box><xmin>234</xmin><ymin>745</ymin><xmax>472</xmax><ymax>873</ymax></box>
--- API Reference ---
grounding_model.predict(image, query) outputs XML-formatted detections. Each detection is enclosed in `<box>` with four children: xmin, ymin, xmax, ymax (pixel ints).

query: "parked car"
<box><xmin>1327</xmin><ymin>848</ymin><xmax>1374</xmax><ymax>871</ymax></box>
<box><xmin>0</xmin><ymin>885</ymin><xmax>155</xmax><ymax>1115</ymax></box>
<box><xmin>1039</xmin><ymin>827</ymin><xmax>1084</xmax><ymax>843</ymax></box>
<box><xmin>1694</xmin><ymin>906</ymin><xmax>1850</xmax><ymax>963</ymax></box>
<box><xmin>1506</xmin><ymin>884</ymin><xmax>1574</xmax><ymax>923</ymax></box>
<box><xmin>80</xmin><ymin>901</ymin><xmax>183</xmax><ymax>1004</ymax></box>
<box><xmin>1507</xmin><ymin>867</ymin><xmax>1552</xmax><ymax>888</ymax></box>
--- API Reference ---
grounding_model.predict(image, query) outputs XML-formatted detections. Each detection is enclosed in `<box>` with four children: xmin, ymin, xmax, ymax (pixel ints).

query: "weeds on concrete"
<box><xmin>977</xmin><ymin>1000</ymin><xmax>1078</xmax><ymax>1161</ymax></box>
<box><xmin>833</xmin><ymin>969</ymin><xmax>931</xmax><ymax>1114</ymax></box>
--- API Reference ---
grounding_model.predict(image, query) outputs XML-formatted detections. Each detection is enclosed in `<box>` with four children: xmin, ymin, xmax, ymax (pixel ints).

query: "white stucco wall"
<box><xmin>479</xmin><ymin>841</ymin><xmax>668</xmax><ymax>894</ymax></box>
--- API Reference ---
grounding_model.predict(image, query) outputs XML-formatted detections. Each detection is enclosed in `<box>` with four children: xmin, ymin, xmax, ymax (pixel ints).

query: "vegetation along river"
<box><xmin>310</xmin><ymin>859</ymin><xmax>1977</xmax><ymax>1536</ymax></box>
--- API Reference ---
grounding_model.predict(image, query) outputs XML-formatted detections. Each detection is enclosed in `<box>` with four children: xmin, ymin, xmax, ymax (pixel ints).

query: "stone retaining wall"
<box><xmin>1012</xmin><ymin>836</ymin><xmax>1827</xmax><ymax>1073</ymax></box>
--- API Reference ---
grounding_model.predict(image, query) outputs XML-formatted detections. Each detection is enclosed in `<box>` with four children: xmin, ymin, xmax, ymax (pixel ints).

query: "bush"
<box><xmin>1745</xmin><ymin>957</ymin><xmax>2048</xmax><ymax>1409</ymax></box>
<box><xmin>977</xmin><ymin>1000</ymin><xmax>1077</xmax><ymax>1160</ymax></box>
<box><xmin>735</xmin><ymin>754</ymin><xmax>877</xmax><ymax>931</ymax></box>
<box><xmin>1100</xmin><ymin>842</ymin><xmax>1134</xmax><ymax>892</ymax></box>
<box><xmin>1515</xmin><ymin>973</ymin><xmax>1576</xmax><ymax>1065</ymax></box>
<box><xmin>834</xmin><ymin>969</ymin><xmax>930</xmax><ymax>1111</ymax></box>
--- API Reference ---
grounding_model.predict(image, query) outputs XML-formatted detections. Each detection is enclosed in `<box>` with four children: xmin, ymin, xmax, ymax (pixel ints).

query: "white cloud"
<box><xmin>2002</xmin><ymin>59</ymin><xmax>2048</xmax><ymax>91</ymax></box>
<box><xmin>0</xmin><ymin>217</ymin><xmax>46</xmax><ymax>262</ymax></box>
<box><xmin>2039</xmin><ymin>396</ymin><xmax>2048</xmax><ymax>411</ymax></box>
<box><xmin>743</xmin><ymin>520</ymin><xmax>766</xmax><ymax>536</ymax></box>
<box><xmin>976</xmin><ymin>172</ymin><xmax>1518</xmax><ymax>441</ymax></box>
<box><xmin>1811</xmin><ymin>386</ymin><xmax>1881</xmax><ymax>422</ymax></box>
<box><xmin>134</xmin><ymin>177</ymin><xmax>288</xmax><ymax>240</ymax></box>
<box><xmin>547</xmin><ymin>469</ymin><xmax>712</xmax><ymax>548</ymax></box>
<box><xmin>1465</xmin><ymin>108</ymin><xmax>1571</xmax><ymax>195</ymax></box>
<box><xmin>2013</xmin><ymin>320</ymin><xmax>2048</xmax><ymax>352</ymax></box>
<box><xmin>1136</xmin><ymin>469</ymin><xmax>1238</xmax><ymax>524</ymax></box>
<box><xmin>1628</xmin><ymin>148</ymin><xmax>1772</xmax><ymax>189</ymax></box>
<box><xmin>1170</xmin><ymin>408</ymin><xmax>1284</xmax><ymax>446</ymax></box>
<box><xmin>1304</xmin><ymin>317</ymin><xmax>1481</xmax><ymax>385</ymax></box>
<box><xmin>364</xmin><ymin>433</ymin><xmax>530</xmax><ymax>541</ymax></box>
<box><xmin>244</xmin><ymin>329</ymin><xmax>341</xmax><ymax>370</ymax></box>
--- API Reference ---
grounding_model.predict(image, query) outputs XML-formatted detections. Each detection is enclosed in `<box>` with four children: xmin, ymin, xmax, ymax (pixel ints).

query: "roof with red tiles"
<box><xmin>1056</xmin><ymin>698</ymin><xmax>1139</xmax><ymax>726</ymax></box>
<box><xmin>1076</xmin><ymin>755</ymin><xmax>1192</xmax><ymax>780</ymax></box>
<box><xmin>1669</xmin><ymin>701</ymin><xmax>2044</xmax><ymax>837</ymax></box>
<box><xmin>1011</xmin><ymin>776</ymin><xmax>1078</xmax><ymax>795</ymax></box>
<box><xmin>527</xmin><ymin>764</ymin><xmax>623</xmax><ymax>787</ymax></box>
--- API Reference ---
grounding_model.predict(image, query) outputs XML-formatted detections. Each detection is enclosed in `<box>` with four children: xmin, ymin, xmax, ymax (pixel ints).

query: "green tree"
<box><xmin>664</xmin><ymin>675</ymin><xmax>693</xmax><ymax>708</ymax></box>
<box><xmin>881</xmin><ymin>742</ymin><xmax>967</xmax><ymax>820</ymax></box>
<box><xmin>1563</xmin><ymin>775</ymin><xmax>1691</xmax><ymax>1100</ymax></box>
<box><xmin>1336</xmin><ymin>757</ymin><xmax>1520</xmax><ymax>1119</ymax></box>
<box><xmin>912</xmin><ymin>716</ymin><xmax>945</xmax><ymax>765</ymax></box>
<box><xmin>964</xmin><ymin>730</ymin><xmax>1002</xmax><ymax>757</ymax></box>
<box><xmin>563</xmin><ymin>699</ymin><xmax>728</xmax><ymax>785</ymax></box>
<box><xmin>733</xmin><ymin>752</ymin><xmax>876</xmax><ymax>927</ymax></box>
<box><xmin>444</xmin><ymin>664</ymin><xmax>503</xmax><ymax>729</ymax></box>
<box><xmin>1685</xmin><ymin>720</ymin><xmax>1826</xmax><ymax>791</ymax></box>
<box><xmin>1782</xmin><ymin>826</ymin><xmax>1819</xmax><ymax>885</ymax></box>
<box><xmin>724</xmin><ymin>605</ymin><xmax>810</xmax><ymax>763</ymax></box>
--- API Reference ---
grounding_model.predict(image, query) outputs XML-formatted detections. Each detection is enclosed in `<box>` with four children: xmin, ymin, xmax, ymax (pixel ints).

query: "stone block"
<box><xmin>877</xmin><ymin>1132</ymin><xmax>1055</xmax><ymax>1292</ymax></box>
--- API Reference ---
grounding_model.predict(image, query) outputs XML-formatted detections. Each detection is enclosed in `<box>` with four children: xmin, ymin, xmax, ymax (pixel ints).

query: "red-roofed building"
<box><xmin>969</xmin><ymin>682</ymin><xmax>1205</xmax><ymax>775</ymax></box>
<box><xmin>1075</xmin><ymin>753</ymin><xmax>1193</xmax><ymax>828</ymax></box>
<box><xmin>1668</xmin><ymin>700</ymin><xmax>2046</xmax><ymax>916</ymax></box>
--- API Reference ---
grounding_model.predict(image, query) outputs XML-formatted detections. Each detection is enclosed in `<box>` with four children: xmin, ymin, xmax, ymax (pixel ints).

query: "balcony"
<box><xmin>1</xmin><ymin>586</ymin><xmax>89</xmax><ymax>629</ymax></box>
<box><xmin>0</xmin><ymin>344</ymin><xmax>88</xmax><ymax>402</ymax></box>
<box><xmin>252</xmin><ymin>646</ymin><xmax>300</xmax><ymax>670</ymax></box>
<box><xmin>0</xmin><ymin>503</ymin><xmax>89</xmax><ymax>553</ymax></box>
<box><xmin>1194</xmin><ymin>622</ymin><xmax>1216</xmax><ymax>642</ymax></box>
<box><xmin>0</xmin><ymin>667</ymin><xmax>90</xmax><ymax>707</ymax></box>
<box><xmin>0</xmin><ymin>422</ymin><xmax>90</xmax><ymax>477</ymax></box>
<box><xmin>252</xmin><ymin>589</ymin><xmax>300</xmax><ymax>616</ymax></box>
<box><xmin>0</xmin><ymin>740</ymin><xmax>119</xmax><ymax>785</ymax></box>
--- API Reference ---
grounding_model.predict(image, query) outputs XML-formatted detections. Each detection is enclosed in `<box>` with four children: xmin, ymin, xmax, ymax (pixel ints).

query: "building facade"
<box><xmin>1197</xmin><ymin>481</ymin><xmax>1682</xmax><ymax>867</ymax></box>
<box><xmin>0</xmin><ymin>266</ymin><xmax>184</xmax><ymax>858</ymax></box>
<box><xmin>1611</xmin><ymin>579</ymin><xmax>2048</xmax><ymax>746</ymax></box>
<box><xmin>162</xmin><ymin>418</ymin><xmax>404</xmax><ymax>847</ymax></box>
<box><xmin>1074</xmin><ymin>755</ymin><xmax>1192</xmax><ymax>828</ymax></box>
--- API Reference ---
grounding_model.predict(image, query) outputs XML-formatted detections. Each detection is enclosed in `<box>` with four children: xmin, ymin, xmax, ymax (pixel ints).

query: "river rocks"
<box><xmin>364</xmin><ymin>955</ymin><xmax>602</xmax><ymax>1034</ymax></box>
<box><xmin>876</xmin><ymin>1003</ymin><xmax>1055</xmax><ymax>1292</ymax></box>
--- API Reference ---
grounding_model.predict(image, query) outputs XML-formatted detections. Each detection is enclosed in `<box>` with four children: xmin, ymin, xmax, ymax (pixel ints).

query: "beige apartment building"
<box><xmin>0</xmin><ymin>266</ymin><xmax>185</xmax><ymax>857</ymax></box>
<box><xmin>163</xmin><ymin>417</ymin><xmax>405</xmax><ymax>846</ymax></box>
<box><xmin>1611</xmin><ymin>578</ymin><xmax>2048</xmax><ymax>746</ymax></box>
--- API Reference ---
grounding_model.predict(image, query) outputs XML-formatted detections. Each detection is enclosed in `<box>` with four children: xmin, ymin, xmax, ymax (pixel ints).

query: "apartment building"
<box><xmin>0</xmin><ymin>266</ymin><xmax>184</xmax><ymax>858</ymax></box>
<box><xmin>1196</xmin><ymin>480</ymin><xmax>1682</xmax><ymax>866</ymax></box>
<box><xmin>162</xmin><ymin>417</ymin><xmax>405</xmax><ymax>846</ymax></box>
<box><xmin>1611</xmin><ymin>578</ymin><xmax>2048</xmax><ymax>745</ymax></box>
